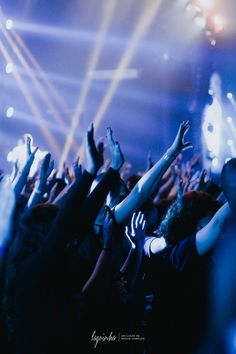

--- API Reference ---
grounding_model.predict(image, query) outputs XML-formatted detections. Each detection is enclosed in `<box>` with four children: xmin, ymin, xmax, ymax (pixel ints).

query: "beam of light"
<box><xmin>0</xmin><ymin>39</ymin><xmax>60</xmax><ymax>158</ymax></box>
<box><xmin>77</xmin><ymin>0</ymin><xmax>163</xmax><ymax>160</ymax></box>
<box><xmin>0</xmin><ymin>18</ymin><xmax>71</xmax><ymax>144</ymax></box>
<box><xmin>15</xmin><ymin>65</ymin><xmax>84</xmax><ymax>89</ymax></box>
<box><xmin>59</xmin><ymin>0</ymin><xmax>117</xmax><ymax>173</ymax></box>
<box><xmin>11</xmin><ymin>110</ymin><xmax>83</xmax><ymax>138</ymax></box>
<box><xmin>9</xmin><ymin>28</ymin><xmax>72</xmax><ymax>117</ymax></box>
<box><xmin>88</xmin><ymin>68</ymin><xmax>140</xmax><ymax>80</ymax></box>
<box><xmin>7</xmin><ymin>18</ymin><xmax>124</xmax><ymax>46</ymax></box>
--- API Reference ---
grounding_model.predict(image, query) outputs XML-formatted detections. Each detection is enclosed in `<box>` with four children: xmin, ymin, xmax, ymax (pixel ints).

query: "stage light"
<box><xmin>213</xmin><ymin>15</ymin><xmax>223</xmax><ymax>26</ymax></box>
<box><xmin>163</xmin><ymin>52</ymin><xmax>169</xmax><ymax>61</ymax></box>
<box><xmin>185</xmin><ymin>3</ymin><xmax>194</xmax><ymax>12</ymax></box>
<box><xmin>226</xmin><ymin>116</ymin><xmax>233</xmax><ymax>124</ymax></box>
<box><xmin>227</xmin><ymin>92</ymin><xmax>233</xmax><ymax>100</ymax></box>
<box><xmin>0</xmin><ymin>39</ymin><xmax>60</xmax><ymax>158</ymax></box>
<box><xmin>194</xmin><ymin>15</ymin><xmax>207</xmax><ymax>29</ymax></box>
<box><xmin>199</xmin><ymin>0</ymin><xmax>213</xmax><ymax>9</ymax></box>
<box><xmin>185</xmin><ymin>2</ymin><xmax>201</xmax><ymax>14</ymax></box>
<box><xmin>205</xmin><ymin>30</ymin><xmax>212</xmax><ymax>37</ymax></box>
<box><xmin>6</xmin><ymin>107</ymin><xmax>14</xmax><ymax>118</ymax></box>
<box><xmin>0</xmin><ymin>13</ymin><xmax>72</xmax><ymax>153</ymax></box>
<box><xmin>208</xmin><ymin>88</ymin><xmax>214</xmax><ymax>95</ymax></box>
<box><xmin>5</xmin><ymin>62</ymin><xmax>14</xmax><ymax>74</ymax></box>
<box><xmin>210</xmin><ymin>38</ymin><xmax>216</xmax><ymax>46</ymax></box>
<box><xmin>227</xmin><ymin>139</ymin><xmax>234</xmax><ymax>147</ymax></box>
<box><xmin>5</xmin><ymin>19</ymin><xmax>13</xmax><ymax>30</ymax></box>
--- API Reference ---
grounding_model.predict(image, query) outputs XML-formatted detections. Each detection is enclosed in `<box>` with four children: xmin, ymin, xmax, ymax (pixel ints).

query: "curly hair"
<box><xmin>157</xmin><ymin>191</ymin><xmax>220</xmax><ymax>244</ymax></box>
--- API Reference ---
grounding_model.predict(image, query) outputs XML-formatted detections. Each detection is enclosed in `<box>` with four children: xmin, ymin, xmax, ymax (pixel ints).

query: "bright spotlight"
<box><xmin>226</xmin><ymin>116</ymin><xmax>233</xmax><ymax>124</ymax></box>
<box><xmin>6</xmin><ymin>107</ymin><xmax>14</xmax><ymax>118</ymax></box>
<box><xmin>227</xmin><ymin>92</ymin><xmax>233</xmax><ymax>100</ymax></box>
<box><xmin>213</xmin><ymin>15</ymin><xmax>223</xmax><ymax>28</ymax></box>
<box><xmin>5</xmin><ymin>19</ymin><xmax>13</xmax><ymax>30</ymax></box>
<box><xmin>210</xmin><ymin>38</ymin><xmax>216</xmax><ymax>46</ymax></box>
<box><xmin>208</xmin><ymin>88</ymin><xmax>214</xmax><ymax>95</ymax></box>
<box><xmin>194</xmin><ymin>15</ymin><xmax>207</xmax><ymax>29</ymax></box>
<box><xmin>5</xmin><ymin>62</ymin><xmax>14</xmax><ymax>74</ymax></box>
<box><xmin>163</xmin><ymin>52</ymin><xmax>169</xmax><ymax>61</ymax></box>
<box><xmin>227</xmin><ymin>139</ymin><xmax>234</xmax><ymax>147</ymax></box>
<box><xmin>199</xmin><ymin>0</ymin><xmax>213</xmax><ymax>9</ymax></box>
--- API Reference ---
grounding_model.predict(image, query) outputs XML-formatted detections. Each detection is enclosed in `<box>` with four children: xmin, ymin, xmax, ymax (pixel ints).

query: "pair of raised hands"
<box><xmin>85</xmin><ymin>123</ymin><xmax>124</xmax><ymax>174</ymax></box>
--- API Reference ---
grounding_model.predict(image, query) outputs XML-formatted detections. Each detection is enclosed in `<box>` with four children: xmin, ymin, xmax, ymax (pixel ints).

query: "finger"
<box><xmin>131</xmin><ymin>212</ymin><xmax>136</xmax><ymax>236</ymax></box>
<box><xmin>107</xmin><ymin>127</ymin><xmax>115</xmax><ymax>146</ymax></box>
<box><xmin>182</xmin><ymin>124</ymin><xmax>190</xmax><ymax>136</ymax></box>
<box><xmin>32</xmin><ymin>147</ymin><xmax>39</xmax><ymax>155</ymax></box>
<box><xmin>136</xmin><ymin>211</ymin><xmax>142</xmax><ymax>229</ymax></box>
<box><xmin>142</xmin><ymin>219</ymin><xmax>147</xmax><ymax>231</ymax></box>
<box><xmin>139</xmin><ymin>213</ymin><xmax>144</xmax><ymax>225</ymax></box>
<box><xmin>26</xmin><ymin>137</ymin><xmax>32</xmax><ymax>155</ymax></box>
<box><xmin>87</xmin><ymin>123</ymin><xmax>96</xmax><ymax>147</ymax></box>
<box><xmin>183</xmin><ymin>142</ymin><xmax>193</xmax><ymax>150</ymax></box>
<box><xmin>97</xmin><ymin>141</ymin><xmax>104</xmax><ymax>154</ymax></box>
<box><xmin>125</xmin><ymin>227</ymin><xmax>136</xmax><ymax>249</ymax></box>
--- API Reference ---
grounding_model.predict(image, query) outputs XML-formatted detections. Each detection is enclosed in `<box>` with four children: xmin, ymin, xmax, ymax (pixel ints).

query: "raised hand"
<box><xmin>26</xmin><ymin>136</ymin><xmax>32</xmax><ymax>159</ymax></box>
<box><xmin>72</xmin><ymin>156</ymin><xmax>82</xmax><ymax>182</ymax></box>
<box><xmin>85</xmin><ymin>123</ymin><xmax>104</xmax><ymax>174</ymax></box>
<box><xmin>40</xmin><ymin>153</ymin><xmax>54</xmax><ymax>183</ymax></box>
<box><xmin>171</xmin><ymin>121</ymin><xmax>192</xmax><ymax>154</ymax></box>
<box><xmin>177</xmin><ymin>177</ymin><xmax>190</xmax><ymax>200</ymax></box>
<box><xmin>125</xmin><ymin>211</ymin><xmax>146</xmax><ymax>250</ymax></box>
<box><xmin>107</xmin><ymin>127</ymin><xmax>124</xmax><ymax>171</ymax></box>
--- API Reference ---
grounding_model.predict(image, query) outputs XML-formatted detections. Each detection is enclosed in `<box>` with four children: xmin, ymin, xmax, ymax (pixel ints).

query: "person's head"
<box><xmin>126</xmin><ymin>174</ymin><xmax>141</xmax><ymax>191</ymax></box>
<box><xmin>106</xmin><ymin>177</ymin><xmax>129</xmax><ymax>208</ymax></box>
<box><xmin>157</xmin><ymin>191</ymin><xmax>220</xmax><ymax>244</ymax></box>
<box><xmin>221</xmin><ymin>158</ymin><xmax>236</xmax><ymax>213</ymax></box>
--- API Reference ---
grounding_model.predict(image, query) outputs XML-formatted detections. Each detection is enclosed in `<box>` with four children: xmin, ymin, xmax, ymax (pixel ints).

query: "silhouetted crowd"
<box><xmin>0</xmin><ymin>122</ymin><xmax>235</xmax><ymax>354</ymax></box>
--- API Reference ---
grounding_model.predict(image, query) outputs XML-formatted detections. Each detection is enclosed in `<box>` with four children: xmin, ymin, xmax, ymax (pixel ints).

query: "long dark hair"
<box><xmin>157</xmin><ymin>191</ymin><xmax>220</xmax><ymax>244</ymax></box>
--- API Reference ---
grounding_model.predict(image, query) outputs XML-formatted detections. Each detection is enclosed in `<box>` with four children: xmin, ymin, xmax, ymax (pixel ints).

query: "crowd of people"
<box><xmin>0</xmin><ymin>121</ymin><xmax>235</xmax><ymax>354</ymax></box>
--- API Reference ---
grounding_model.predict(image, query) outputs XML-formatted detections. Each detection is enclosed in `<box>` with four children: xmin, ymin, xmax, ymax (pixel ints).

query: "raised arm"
<box><xmin>114</xmin><ymin>121</ymin><xmax>192</xmax><ymax>224</ymax></box>
<box><xmin>17</xmin><ymin>124</ymin><xmax>101</xmax><ymax>280</ymax></box>
<box><xmin>80</xmin><ymin>127</ymin><xmax>124</xmax><ymax>228</ymax></box>
<box><xmin>0</xmin><ymin>178</ymin><xmax>15</xmax><ymax>264</ymax></box>
<box><xmin>82</xmin><ymin>212</ymin><xmax>118</xmax><ymax>303</ymax></box>
<box><xmin>12</xmin><ymin>137</ymin><xmax>38</xmax><ymax>200</ymax></box>
<box><xmin>25</xmin><ymin>153</ymin><xmax>54</xmax><ymax>211</ymax></box>
<box><xmin>196</xmin><ymin>202</ymin><xmax>231</xmax><ymax>256</ymax></box>
<box><xmin>121</xmin><ymin>212</ymin><xmax>146</xmax><ymax>290</ymax></box>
